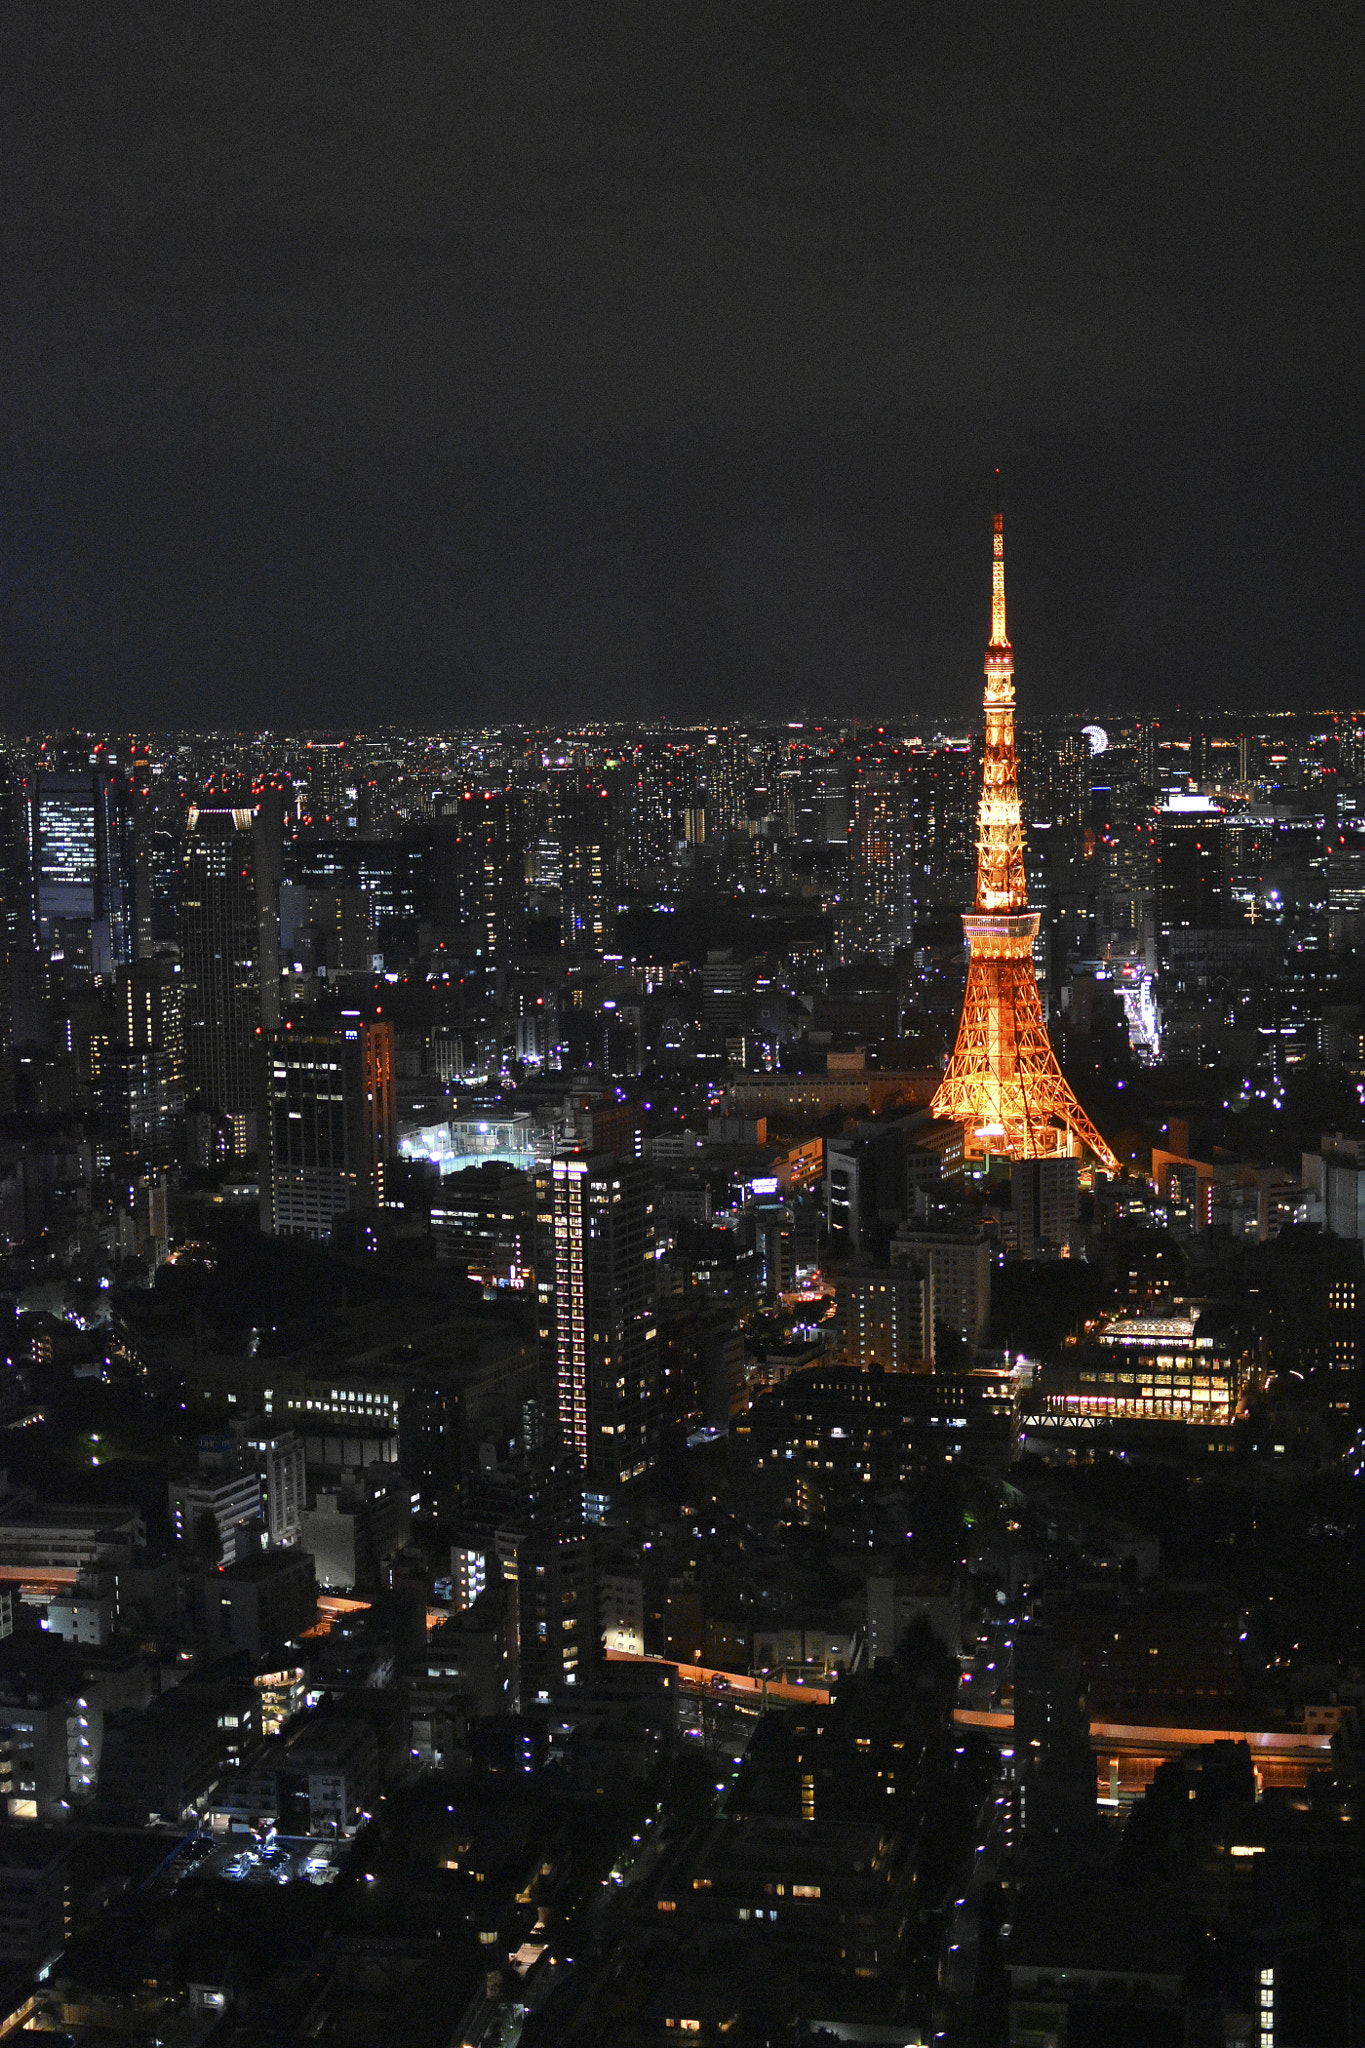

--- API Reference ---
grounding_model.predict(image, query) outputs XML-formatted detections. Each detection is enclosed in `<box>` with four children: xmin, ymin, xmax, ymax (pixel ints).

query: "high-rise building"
<box><xmin>29</xmin><ymin>773</ymin><xmax>95</xmax><ymax>962</ymax></box>
<box><xmin>1263</xmin><ymin>1226</ymin><xmax>1363</xmax><ymax>1423</ymax></box>
<box><xmin>1011</xmin><ymin>1156</ymin><xmax>1081</xmax><ymax>1257</ymax></box>
<box><xmin>698</xmin><ymin>731</ymin><xmax>742</xmax><ymax>839</ymax></box>
<box><xmin>140</xmin><ymin>825</ymin><xmax>180</xmax><ymax>949</ymax></box>
<box><xmin>556</xmin><ymin>781</ymin><xmax>613</xmax><ymax>955</ymax></box>
<box><xmin>538</xmin><ymin>1153</ymin><xmax>658</xmax><ymax>1520</ymax></box>
<box><xmin>259</xmin><ymin>1017</ymin><xmax>394</xmax><ymax>1239</ymax></box>
<box><xmin>931</xmin><ymin>513</ymin><xmax>1117</xmax><ymax>1170</ymax></box>
<box><xmin>905</xmin><ymin>745</ymin><xmax>976</xmax><ymax>913</ymax></box>
<box><xmin>27</xmin><ymin>770</ymin><xmax>134</xmax><ymax>979</ymax></box>
<box><xmin>302</xmin><ymin>739</ymin><xmax>352</xmax><ymax>830</ymax></box>
<box><xmin>837</xmin><ymin>1265</ymin><xmax>934</xmax><ymax>1371</ymax></box>
<box><xmin>517</xmin><ymin>1529</ymin><xmax>598</xmax><ymax>1700</ymax></box>
<box><xmin>0</xmin><ymin>762</ymin><xmax>32</xmax><ymax>960</ymax></box>
<box><xmin>0</xmin><ymin>762</ymin><xmax>29</xmax><ymax>1115</ymax></box>
<box><xmin>179</xmin><ymin>806</ymin><xmax>264</xmax><ymax>1153</ymax></box>
<box><xmin>1017</xmin><ymin>725</ymin><xmax>1088</xmax><ymax>831</ymax></box>
<box><xmin>842</xmin><ymin>767</ymin><xmax>912</xmax><ymax>963</ymax></box>
<box><xmin>398</xmin><ymin>1386</ymin><xmax>464</xmax><ymax>1523</ymax></box>
<box><xmin>431</xmin><ymin>790</ymin><xmax>523</xmax><ymax>956</ymax></box>
<box><xmin>628</xmin><ymin>742</ymin><xmax>693</xmax><ymax>879</ymax></box>
<box><xmin>253</xmin><ymin>1429</ymin><xmax>307</xmax><ymax>1549</ymax></box>
<box><xmin>117</xmin><ymin>959</ymin><xmax>184</xmax><ymax>1073</ymax></box>
<box><xmin>891</xmin><ymin>1222</ymin><xmax>991</xmax><ymax>1350</ymax></box>
<box><xmin>92</xmin><ymin>770</ymin><xmax>135</xmax><ymax>976</ymax></box>
<box><xmin>97</xmin><ymin>1045</ymin><xmax>183</xmax><ymax>1173</ymax></box>
<box><xmin>295</xmin><ymin>837</ymin><xmax>427</xmax><ymax>952</ymax></box>
<box><xmin>1155</xmin><ymin>793</ymin><xmax>1227</xmax><ymax>971</ymax></box>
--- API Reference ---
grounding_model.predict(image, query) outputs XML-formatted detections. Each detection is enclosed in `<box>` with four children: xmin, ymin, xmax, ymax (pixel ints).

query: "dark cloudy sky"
<box><xmin>1</xmin><ymin>3</ymin><xmax>1361</xmax><ymax>731</ymax></box>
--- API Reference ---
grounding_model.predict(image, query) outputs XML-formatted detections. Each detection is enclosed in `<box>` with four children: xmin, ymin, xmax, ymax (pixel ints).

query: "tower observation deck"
<box><xmin>931</xmin><ymin>510</ymin><xmax>1119</xmax><ymax>1173</ymax></box>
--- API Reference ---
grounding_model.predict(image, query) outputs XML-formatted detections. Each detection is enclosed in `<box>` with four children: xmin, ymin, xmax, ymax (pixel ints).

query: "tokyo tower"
<box><xmin>931</xmin><ymin>508</ymin><xmax>1119</xmax><ymax>1172</ymax></box>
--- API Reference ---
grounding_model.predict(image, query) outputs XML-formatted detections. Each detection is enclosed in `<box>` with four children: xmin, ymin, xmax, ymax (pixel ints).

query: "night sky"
<box><xmin>2</xmin><ymin>3</ymin><xmax>1361</xmax><ymax>732</ymax></box>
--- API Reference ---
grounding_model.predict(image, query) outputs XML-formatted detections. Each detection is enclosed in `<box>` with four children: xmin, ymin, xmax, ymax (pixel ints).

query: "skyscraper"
<box><xmin>905</xmin><ymin>745</ymin><xmax>977</xmax><ymax>914</ymax></box>
<box><xmin>117</xmin><ymin>959</ymin><xmax>184</xmax><ymax>1073</ymax></box>
<box><xmin>555</xmin><ymin>780</ymin><xmax>613</xmax><ymax>956</ymax></box>
<box><xmin>539</xmin><ymin>1153</ymin><xmax>657</xmax><ymax>1520</ymax></box>
<box><xmin>92</xmin><ymin>770</ymin><xmax>135</xmax><ymax>975</ymax></box>
<box><xmin>27</xmin><ymin>770</ymin><xmax>134</xmax><ymax>979</ymax></box>
<box><xmin>259</xmin><ymin>1017</ymin><xmax>395</xmax><ymax>1239</ymax></box>
<box><xmin>431</xmin><ymin>789</ymin><xmax>523</xmax><ymax>956</ymax></box>
<box><xmin>1155</xmin><ymin>793</ymin><xmax>1227</xmax><ymax>972</ymax></box>
<box><xmin>178</xmin><ymin>805</ymin><xmax>263</xmax><ymax>1153</ymax></box>
<box><xmin>931</xmin><ymin>512</ymin><xmax>1118</xmax><ymax>1171</ymax></box>
<box><xmin>0</xmin><ymin>762</ymin><xmax>25</xmax><ymax>1116</ymax></box>
<box><xmin>0</xmin><ymin>761</ymin><xmax>30</xmax><ymax>955</ymax></box>
<box><xmin>842</xmin><ymin>765</ymin><xmax>912</xmax><ymax>962</ymax></box>
<box><xmin>100</xmin><ymin>959</ymin><xmax>186</xmax><ymax>1171</ymax></box>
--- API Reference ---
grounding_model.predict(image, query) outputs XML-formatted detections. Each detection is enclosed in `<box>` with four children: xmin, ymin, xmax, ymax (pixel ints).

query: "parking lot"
<box><xmin>166</xmin><ymin>1834</ymin><xmax>341</xmax><ymax>1889</ymax></box>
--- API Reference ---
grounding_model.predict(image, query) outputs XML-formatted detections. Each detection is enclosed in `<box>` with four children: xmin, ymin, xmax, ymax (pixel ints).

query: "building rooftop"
<box><xmin>690</xmin><ymin>1814</ymin><xmax>893</xmax><ymax>1880</ymax></box>
<box><xmin>1006</xmin><ymin>1879</ymin><xmax>1187</xmax><ymax>1979</ymax></box>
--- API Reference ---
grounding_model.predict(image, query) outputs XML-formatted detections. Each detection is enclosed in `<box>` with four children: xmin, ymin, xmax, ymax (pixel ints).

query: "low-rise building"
<box><xmin>732</xmin><ymin>1364</ymin><xmax>1015</xmax><ymax>1502</ymax></box>
<box><xmin>1040</xmin><ymin>1308</ymin><xmax>1241</xmax><ymax>1423</ymax></box>
<box><xmin>168</xmin><ymin>1470</ymin><xmax>264</xmax><ymax>1566</ymax></box>
<box><xmin>43</xmin><ymin>1577</ymin><xmax>114</xmax><ymax>1646</ymax></box>
<box><xmin>212</xmin><ymin>1712</ymin><xmax>379</xmax><ymax>1837</ymax></box>
<box><xmin>0</xmin><ymin>1497</ymin><xmax>146</xmax><ymax>1581</ymax></box>
<box><xmin>0</xmin><ymin>1638</ymin><xmax>152</xmax><ymax>1817</ymax></box>
<box><xmin>1004</xmin><ymin>1879</ymin><xmax>1187</xmax><ymax>2045</ymax></box>
<box><xmin>651</xmin><ymin>1815</ymin><xmax>915</xmax><ymax>1986</ymax></box>
<box><xmin>300</xmin><ymin>1476</ymin><xmax>409</xmax><ymax>1595</ymax></box>
<box><xmin>98</xmin><ymin>1694</ymin><xmax>225</xmax><ymax>1825</ymax></box>
<box><xmin>0</xmin><ymin>1832</ymin><xmax>70</xmax><ymax>1972</ymax></box>
<box><xmin>189</xmin><ymin>1549</ymin><xmax>316</xmax><ymax>1663</ymax></box>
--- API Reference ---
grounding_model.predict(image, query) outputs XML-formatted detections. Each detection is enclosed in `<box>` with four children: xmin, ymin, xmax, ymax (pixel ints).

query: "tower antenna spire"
<box><xmin>989</xmin><ymin>481</ymin><xmax>1009</xmax><ymax>663</ymax></box>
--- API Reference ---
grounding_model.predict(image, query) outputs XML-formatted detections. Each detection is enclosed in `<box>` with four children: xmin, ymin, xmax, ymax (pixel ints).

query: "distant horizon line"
<box><xmin>0</xmin><ymin>705</ymin><xmax>1356</xmax><ymax>745</ymax></box>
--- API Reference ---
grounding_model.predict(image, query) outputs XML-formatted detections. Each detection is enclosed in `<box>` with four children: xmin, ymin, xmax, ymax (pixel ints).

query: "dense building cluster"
<box><xmin>0</xmin><ymin>704</ymin><xmax>1361</xmax><ymax>2045</ymax></box>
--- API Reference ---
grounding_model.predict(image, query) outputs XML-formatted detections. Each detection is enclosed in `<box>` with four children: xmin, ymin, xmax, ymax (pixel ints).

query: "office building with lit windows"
<box><xmin>1039</xmin><ymin>1309</ymin><xmax>1241</xmax><ymax>1423</ymax></box>
<box><xmin>259</xmin><ymin>1018</ymin><xmax>394</xmax><ymax>1240</ymax></box>
<box><xmin>28</xmin><ymin>771</ymin><xmax>134</xmax><ymax>978</ymax></box>
<box><xmin>117</xmin><ymin>958</ymin><xmax>184</xmax><ymax>1072</ymax></box>
<box><xmin>539</xmin><ymin>1153</ymin><xmax>657</xmax><ymax>1519</ymax></box>
<box><xmin>841</xmin><ymin>766</ymin><xmax>912</xmax><ymax>962</ymax></box>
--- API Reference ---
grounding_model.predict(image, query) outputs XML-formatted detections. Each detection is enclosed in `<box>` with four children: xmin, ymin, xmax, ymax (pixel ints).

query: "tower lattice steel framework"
<box><xmin>931</xmin><ymin>511</ymin><xmax>1119</xmax><ymax>1172</ymax></box>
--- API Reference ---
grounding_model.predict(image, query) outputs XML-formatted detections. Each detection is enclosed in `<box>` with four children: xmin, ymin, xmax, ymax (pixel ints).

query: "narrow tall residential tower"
<box><xmin>538</xmin><ymin>1152</ymin><xmax>658</xmax><ymax>1522</ymax></box>
<box><xmin>931</xmin><ymin>511</ymin><xmax>1118</xmax><ymax>1171</ymax></box>
<box><xmin>179</xmin><ymin>805</ymin><xmax>263</xmax><ymax>1154</ymax></box>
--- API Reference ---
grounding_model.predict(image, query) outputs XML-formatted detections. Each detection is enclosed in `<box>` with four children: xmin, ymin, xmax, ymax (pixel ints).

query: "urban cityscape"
<box><xmin>4</xmin><ymin>2</ymin><xmax>1362</xmax><ymax>2042</ymax></box>
<box><xmin>0</xmin><ymin>507</ymin><xmax>1361</xmax><ymax>2046</ymax></box>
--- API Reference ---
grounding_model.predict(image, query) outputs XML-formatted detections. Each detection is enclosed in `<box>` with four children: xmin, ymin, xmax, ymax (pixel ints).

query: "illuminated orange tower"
<box><xmin>931</xmin><ymin>508</ymin><xmax>1118</xmax><ymax>1171</ymax></box>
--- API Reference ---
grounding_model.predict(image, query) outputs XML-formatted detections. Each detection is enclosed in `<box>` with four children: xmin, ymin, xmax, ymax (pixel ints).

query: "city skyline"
<box><xmin>1</xmin><ymin>14</ymin><xmax>1364</xmax><ymax>2038</ymax></box>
